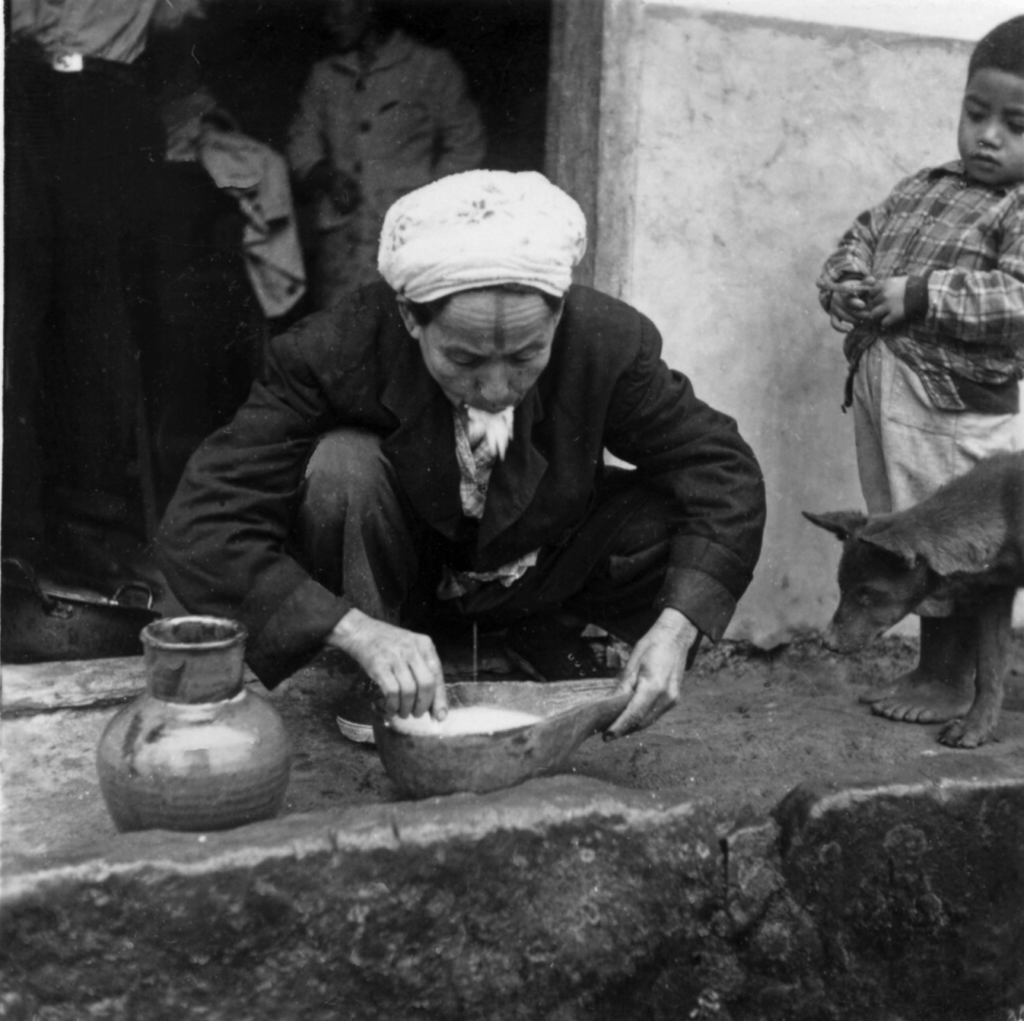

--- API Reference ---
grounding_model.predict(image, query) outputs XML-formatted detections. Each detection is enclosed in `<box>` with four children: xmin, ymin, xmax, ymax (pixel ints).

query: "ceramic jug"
<box><xmin>97</xmin><ymin>616</ymin><xmax>292</xmax><ymax>832</ymax></box>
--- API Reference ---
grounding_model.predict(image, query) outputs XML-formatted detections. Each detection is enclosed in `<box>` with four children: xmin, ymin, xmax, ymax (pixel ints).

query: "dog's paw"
<box><xmin>939</xmin><ymin>716</ymin><xmax>998</xmax><ymax>748</ymax></box>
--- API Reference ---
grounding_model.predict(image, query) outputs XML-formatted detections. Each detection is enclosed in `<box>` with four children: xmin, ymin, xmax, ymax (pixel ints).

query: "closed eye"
<box><xmin>447</xmin><ymin>353</ymin><xmax>484</xmax><ymax>368</ymax></box>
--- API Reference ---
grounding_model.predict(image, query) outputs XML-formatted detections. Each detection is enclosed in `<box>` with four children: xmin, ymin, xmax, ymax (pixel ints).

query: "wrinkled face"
<box><xmin>326</xmin><ymin>0</ymin><xmax>375</xmax><ymax>51</ymax></box>
<box><xmin>958</xmin><ymin>67</ymin><xmax>1024</xmax><ymax>188</ymax></box>
<box><xmin>400</xmin><ymin>289</ymin><xmax>562</xmax><ymax>414</ymax></box>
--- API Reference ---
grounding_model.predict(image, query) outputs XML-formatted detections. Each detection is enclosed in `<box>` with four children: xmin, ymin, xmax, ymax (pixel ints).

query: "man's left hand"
<box><xmin>606</xmin><ymin>608</ymin><xmax>698</xmax><ymax>739</ymax></box>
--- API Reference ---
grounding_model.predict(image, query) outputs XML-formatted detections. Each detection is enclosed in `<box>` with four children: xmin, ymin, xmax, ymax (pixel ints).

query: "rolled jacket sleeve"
<box><xmin>603</xmin><ymin>310</ymin><xmax>766</xmax><ymax>641</ymax></box>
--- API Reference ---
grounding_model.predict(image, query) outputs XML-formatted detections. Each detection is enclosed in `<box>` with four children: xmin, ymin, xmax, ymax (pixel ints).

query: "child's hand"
<box><xmin>825</xmin><ymin>279</ymin><xmax>873</xmax><ymax>333</ymax></box>
<box><xmin>868</xmin><ymin>277</ymin><xmax>908</xmax><ymax>329</ymax></box>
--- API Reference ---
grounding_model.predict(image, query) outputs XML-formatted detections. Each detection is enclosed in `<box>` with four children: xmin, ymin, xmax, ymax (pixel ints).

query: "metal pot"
<box><xmin>1</xmin><ymin>558</ymin><xmax>160</xmax><ymax>663</ymax></box>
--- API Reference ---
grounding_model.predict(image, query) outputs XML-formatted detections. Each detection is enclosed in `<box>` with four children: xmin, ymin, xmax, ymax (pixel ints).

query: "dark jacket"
<box><xmin>157</xmin><ymin>283</ymin><xmax>766</xmax><ymax>686</ymax></box>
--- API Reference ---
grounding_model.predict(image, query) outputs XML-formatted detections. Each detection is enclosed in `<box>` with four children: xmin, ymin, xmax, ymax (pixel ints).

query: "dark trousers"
<box><xmin>3</xmin><ymin>48</ymin><xmax>162</xmax><ymax>548</ymax></box>
<box><xmin>295</xmin><ymin>429</ymin><xmax>672</xmax><ymax>644</ymax></box>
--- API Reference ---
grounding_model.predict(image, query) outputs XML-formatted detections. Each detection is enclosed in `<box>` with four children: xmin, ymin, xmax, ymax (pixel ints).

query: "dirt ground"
<box><xmin>6</xmin><ymin>629</ymin><xmax>1024</xmax><ymax>860</ymax></box>
<box><xmin>272</xmin><ymin>628</ymin><xmax>1024</xmax><ymax>825</ymax></box>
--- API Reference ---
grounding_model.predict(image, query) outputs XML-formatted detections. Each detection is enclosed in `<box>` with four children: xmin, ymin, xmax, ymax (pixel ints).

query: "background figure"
<box><xmin>286</xmin><ymin>0</ymin><xmax>485</xmax><ymax>310</ymax></box>
<box><xmin>4</xmin><ymin>0</ymin><xmax>204</xmax><ymax>583</ymax></box>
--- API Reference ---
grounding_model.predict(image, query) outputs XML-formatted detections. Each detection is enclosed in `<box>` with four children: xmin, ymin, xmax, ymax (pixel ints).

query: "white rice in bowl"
<box><xmin>388</xmin><ymin>705</ymin><xmax>541</xmax><ymax>737</ymax></box>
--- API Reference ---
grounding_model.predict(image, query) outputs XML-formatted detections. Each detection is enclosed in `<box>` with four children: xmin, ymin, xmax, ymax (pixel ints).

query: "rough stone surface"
<box><xmin>774</xmin><ymin>778</ymin><xmax>1024</xmax><ymax>1020</ymax></box>
<box><xmin>3</xmin><ymin>635</ymin><xmax>1024</xmax><ymax>1020</ymax></box>
<box><xmin>2</xmin><ymin>781</ymin><xmax>727</xmax><ymax>1021</ymax></box>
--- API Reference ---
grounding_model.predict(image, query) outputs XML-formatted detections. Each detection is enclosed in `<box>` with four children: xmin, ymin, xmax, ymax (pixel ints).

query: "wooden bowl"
<box><xmin>372</xmin><ymin>679</ymin><xmax>629</xmax><ymax>799</ymax></box>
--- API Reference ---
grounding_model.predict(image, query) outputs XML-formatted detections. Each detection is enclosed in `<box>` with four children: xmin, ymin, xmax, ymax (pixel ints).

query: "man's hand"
<box><xmin>825</xmin><ymin>279</ymin><xmax>873</xmax><ymax>333</ymax></box>
<box><xmin>867</xmin><ymin>276</ymin><xmax>908</xmax><ymax>330</ymax></box>
<box><xmin>606</xmin><ymin>608</ymin><xmax>698</xmax><ymax>739</ymax></box>
<box><xmin>327</xmin><ymin>609</ymin><xmax>448</xmax><ymax>720</ymax></box>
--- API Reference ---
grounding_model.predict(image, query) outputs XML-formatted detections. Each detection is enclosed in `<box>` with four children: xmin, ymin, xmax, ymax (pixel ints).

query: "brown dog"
<box><xmin>804</xmin><ymin>451</ymin><xmax>1024</xmax><ymax>748</ymax></box>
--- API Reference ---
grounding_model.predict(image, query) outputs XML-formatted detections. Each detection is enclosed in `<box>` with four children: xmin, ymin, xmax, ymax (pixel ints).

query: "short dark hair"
<box><xmin>404</xmin><ymin>284</ymin><xmax>565</xmax><ymax>326</ymax></box>
<box><xmin>968</xmin><ymin>15</ymin><xmax>1024</xmax><ymax>82</ymax></box>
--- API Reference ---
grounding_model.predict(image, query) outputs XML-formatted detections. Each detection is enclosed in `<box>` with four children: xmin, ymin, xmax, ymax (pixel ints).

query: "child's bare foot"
<box><xmin>859</xmin><ymin>615</ymin><xmax>975</xmax><ymax>724</ymax></box>
<box><xmin>860</xmin><ymin>669</ymin><xmax>975</xmax><ymax>723</ymax></box>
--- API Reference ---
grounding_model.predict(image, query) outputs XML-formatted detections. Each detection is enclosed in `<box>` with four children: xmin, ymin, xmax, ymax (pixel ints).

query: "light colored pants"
<box><xmin>851</xmin><ymin>342</ymin><xmax>1021</xmax><ymax>616</ymax></box>
<box><xmin>852</xmin><ymin>342</ymin><xmax>1020</xmax><ymax>514</ymax></box>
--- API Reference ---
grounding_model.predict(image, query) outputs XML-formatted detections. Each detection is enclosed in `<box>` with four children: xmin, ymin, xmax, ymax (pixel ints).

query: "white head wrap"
<box><xmin>378</xmin><ymin>170</ymin><xmax>587</xmax><ymax>303</ymax></box>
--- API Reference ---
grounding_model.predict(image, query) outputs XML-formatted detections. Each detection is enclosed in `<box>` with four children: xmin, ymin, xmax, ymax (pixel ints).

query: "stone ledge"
<box><xmin>3</xmin><ymin>643</ymin><xmax>1024</xmax><ymax>1019</ymax></box>
<box><xmin>4</xmin><ymin>773</ymin><xmax>1023</xmax><ymax>1020</ymax></box>
<box><xmin>3</xmin><ymin>778</ymin><xmax>725</xmax><ymax>1021</ymax></box>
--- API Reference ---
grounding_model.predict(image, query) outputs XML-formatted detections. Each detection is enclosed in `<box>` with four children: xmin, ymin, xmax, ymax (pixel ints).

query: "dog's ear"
<box><xmin>855</xmin><ymin>527</ymin><xmax>921</xmax><ymax>568</ymax></box>
<box><xmin>859</xmin><ymin>517</ymin><xmax>1001</xmax><ymax>576</ymax></box>
<box><xmin>870</xmin><ymin>527</ymin><xmax>998</xmax><ymax>576</ymax></box>
<box><xmin>802</xmin><ymin>510</ymin><xmax>867</xmax><ymax>541</ymax></box>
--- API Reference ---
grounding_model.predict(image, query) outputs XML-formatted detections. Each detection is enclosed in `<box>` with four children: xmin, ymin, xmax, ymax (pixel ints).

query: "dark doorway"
<box><xmin>146</xmin><ymin>0</ymin><xmax>552</xmax><ymax>170</ymax></box>
<box><xmin>386</xmin><ymin>0</ymin><xmax>553</xmax><ymax>173</ymax></box>
<box><xmin>141</xmin><ymin>0</ymin><xmax>554</xmax><ymax>504</ymax></box>
<box><xmin>2</xmin><ymin>0</ymin><xmax>555</xmax><ymax>591</ymax></box>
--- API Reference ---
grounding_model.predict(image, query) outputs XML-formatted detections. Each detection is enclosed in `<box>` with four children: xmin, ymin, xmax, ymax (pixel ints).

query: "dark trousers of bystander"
<box><xmin>3</xmin><ymin>44</ymin><xmax>163</xmax><ymax>574</ymax></box>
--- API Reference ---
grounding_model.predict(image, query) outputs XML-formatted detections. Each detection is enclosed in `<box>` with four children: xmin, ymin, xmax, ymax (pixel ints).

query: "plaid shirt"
<box><xmin>818</xmin><ymin>162</ymin><xmax>1024</xmax><ymax>412</ymax></box>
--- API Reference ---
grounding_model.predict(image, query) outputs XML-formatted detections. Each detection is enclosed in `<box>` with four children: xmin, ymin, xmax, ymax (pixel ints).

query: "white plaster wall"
<box><xmin>594</xmin><ymin>5</ymin><xmax>994</xmax><ymax>644</ymax></box>
<box><xmin>673</xmin><ymin>0</ymin><xmax>1022</xmax><ymax>43</ymax></box>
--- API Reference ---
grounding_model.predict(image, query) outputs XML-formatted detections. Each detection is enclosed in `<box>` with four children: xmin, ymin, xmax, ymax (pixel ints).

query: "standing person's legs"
<box><xmin>2</xmin><ymin>53</ymin><xmax>58</xmax><ymax>559</ymax></box>
<box><xmin>43</xmin><ymin>69</ymin><xmax>163</xmax><ymax>572</ymax></box>
<box><xmin>853</xmin><ymin>344</ymin><xmax>970</xmax><ymax>700</ymax></box>
<box><xmin>856</xmin><ymin>343</ymin><xmax>1019</xmax><ymax>721</ymax></box>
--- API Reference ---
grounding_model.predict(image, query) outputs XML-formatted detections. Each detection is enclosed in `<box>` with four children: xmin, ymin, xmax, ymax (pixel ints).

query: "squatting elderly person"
<box><xmin>157</xmin><ymin>171</ymin><xmax>766</xmax><ymax>739</ymax></box>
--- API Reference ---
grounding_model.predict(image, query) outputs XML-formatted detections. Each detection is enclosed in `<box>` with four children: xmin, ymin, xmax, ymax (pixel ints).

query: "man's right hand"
<box><xmin>327</xmin><ymin>609</ymin><xmax>448</xmax><ymax>721</ymax></box>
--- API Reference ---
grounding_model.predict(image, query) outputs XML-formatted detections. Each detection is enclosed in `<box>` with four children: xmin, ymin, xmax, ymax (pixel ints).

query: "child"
<box><xmin>817</xmin><ymin>15</ymin><xmax>1024</xmax><ymax>729</ymax></box>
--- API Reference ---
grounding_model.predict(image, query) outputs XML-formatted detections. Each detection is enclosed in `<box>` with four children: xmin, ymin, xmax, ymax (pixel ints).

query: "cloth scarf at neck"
<box><xmin>465</xmin><ymin>406</ymin><xmax>514</xmax><ymax>461</ymax></box>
